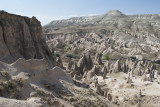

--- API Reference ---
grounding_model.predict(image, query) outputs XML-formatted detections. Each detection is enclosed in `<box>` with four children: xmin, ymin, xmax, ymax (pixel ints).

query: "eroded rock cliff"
<box><xmin>0</xmin><ymin>11</ymin><xmax>56</xmax><ymax>66</ymax></box>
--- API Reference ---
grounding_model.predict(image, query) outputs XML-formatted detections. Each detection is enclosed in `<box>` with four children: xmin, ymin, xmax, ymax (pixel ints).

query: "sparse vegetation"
<box><xmin>155</xmin><ymin>64</ymin><xmax>160</xmax><ymax>71</ymax></box>
<box><xmin>104</xmin><ymin>54</ymin><xmax>109</xmax><ymax>60</ymax></box>
<box><xmin>65</xmin><ymin>53</ymin><xmax>80</xmax><ymax>59</ymax></box>
<box><xmin>14</xmin><ymin>78</ymin><xmax>24</xmax><ymax>87</ymax></box>
<box><xmin>73</xmin><ymin>55</ymin><xmax>80</xmax><ymax>59</ymax></box>
<box><xmin>120</xmin><ymin>58</ymin><xmax>126</xmax><ymax>64</ymax></box>
<box><xmin>54</xmin><ymin>53</ymin><xmax>60</xmax><ymax>57</ymax></box>
<box><xmin>65</xmin><ymin>54</ymin><xmax>74</xmax><ymax>58</ymax></box>
<box><xmin>6</xmin><ymin>81</ymin><xmax>14</xmax><ymax>89</ymax></box>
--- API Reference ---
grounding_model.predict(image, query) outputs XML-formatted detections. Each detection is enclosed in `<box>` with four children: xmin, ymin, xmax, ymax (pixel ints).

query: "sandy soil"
<box><xmin>94</xmin><ymin>72</ymin><xmax>160</xmax><ymax>106</ymax></box>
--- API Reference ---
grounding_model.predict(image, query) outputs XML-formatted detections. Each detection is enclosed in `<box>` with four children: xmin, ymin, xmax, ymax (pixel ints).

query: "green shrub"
<box><xmin>73</xmin><ymin>55</ymin><xmax>80</xmax><ymax>59</ymax></box>
<box><xmin>66</xmin><ymin>47</ymin><xmax>71</xmax><ymax>50</ymax></box>
<box><xmin>104</xmin><ymin>54</ymin><xmax>109</xmax><ymax>60</ymax></box>
<box><xmin>120</xmin><ymin>59</ymin><xmax>125</xmax><ymax>64</ymax></box>
<box><xmin>6</xmin><ymin>81</ymin><xmax>14</xmax><ymax>89</ymax></box>
<box><xmin>54</xmin><ymin>53</ymin><xmax>60</xmax><ymax>57</ymax></box>
<box><xmin>65</xmin><ymin>54</ymin><xmax>73</xmax><ymax>58</ymax></box>
<box><xmin>65</xmin><ymin>54</ymin><xmax>80</xmax><ymax>59</ymax></box>
<box><xmin>155</xmin><ymin>64</ymin><xmax>160</xmax><ymax>71</ymax></box>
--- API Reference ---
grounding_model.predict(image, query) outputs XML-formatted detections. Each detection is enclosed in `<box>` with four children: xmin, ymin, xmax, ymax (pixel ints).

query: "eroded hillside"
<box><xmin>0</xmin><ymin>11</ymin><xmax>120</xmax><ymax>107</ymax></box>
<box><xmin>44</xmin><ymin>10</ymin><xmax>160</xmax><ymax>60</ymax></box>
<box><xmin>42</xmin><ymin>10</ymin><xmax>160</xmax><ymax>107</ymax></box>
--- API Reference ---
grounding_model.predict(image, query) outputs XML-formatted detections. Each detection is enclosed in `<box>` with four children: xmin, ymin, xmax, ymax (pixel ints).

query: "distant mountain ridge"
<box><xmin>43</xmin><ymin>10</ymin><xmax>160</xmax><ymax>60</ymax></box>
<box><xmin>44</xmin><ymin>10</ymin><xmax>160</xmax><ymax>29</ymax></box>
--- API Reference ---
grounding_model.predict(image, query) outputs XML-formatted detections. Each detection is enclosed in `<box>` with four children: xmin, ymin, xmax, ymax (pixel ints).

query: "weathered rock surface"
<box><xmin>86</xmin><ymin>54</ymin><xmax>93</xmax><ymax>70</ymax></box>
<box><xmin>86</xmin><ymin>65</ymin><xmax>97</xmax><ymax>80</ymax></box>
<box><xmin>0</xmin><ymin>97</ymin><xmax>46</xmax><ymax>107</ymax></box>
<box><xmin>56</xmin><ymin>56</ymin><xmax>63</xmax><ymax>68</ymax></box>
<box><xmin>70</xmin><ymin>62</ymin><xmax>80</xmax><ymax>77</ymax></box>
<box><xmin>0</xmin><ymin>11</ymin><xmax>56</xmax><ymax>66</ymax></box>
<box><xmin>0</xmin><ymin>58</ymin><xmax>73</xmax><ymax>99</ymax></box>
<box><xmin>78</xmin><ymin>54</ymin><xmax>87</xmax><ymax>73</ymax></box>
<box><xmin>44</xmin><ymin>10</ymin><xmax>160</xmax><ymax>60</ymax></box>
<box><xmin>94</xmin><ymin>53</ymin><xmax>103</xmax><ymax>65</ymax></box>
<box><xmin>67</xmin><ymin>58</ymin><xmax>74</xmax><ymax>70</ymax></box>
<box><xmin>0</xmin><ymin>12</ymin><xmax>123</xmax><ymax>107</ymax></box>
<box><xmin>112</xmin><ymin>60</ymin><xmax>121</xmax><ymax>73</ymax></box>
<box><xmin>77</xmin><ymin>54</ymin><xmax>93</xmax><ymax>75</ymax></box>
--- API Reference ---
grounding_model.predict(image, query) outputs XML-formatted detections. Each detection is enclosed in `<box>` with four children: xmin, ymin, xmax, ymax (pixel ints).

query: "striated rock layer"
<box><xmin>0</xmin><ymin>11</ymin><xmax>56</xmax><ymax>66</ymax></box>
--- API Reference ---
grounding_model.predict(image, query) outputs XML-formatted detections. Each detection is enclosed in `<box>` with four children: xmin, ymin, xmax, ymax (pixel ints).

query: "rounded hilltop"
<box><xmin>104</xmin><ymin>10</ymin><xmax>127</xmax><ymax>18</ymax></box>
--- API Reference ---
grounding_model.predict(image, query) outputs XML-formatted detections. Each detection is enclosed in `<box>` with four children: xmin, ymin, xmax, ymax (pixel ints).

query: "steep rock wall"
<box><xmin>0</xmin><ymin>11</ymin><xmax>56</xmax><ymax>66</ymax></box>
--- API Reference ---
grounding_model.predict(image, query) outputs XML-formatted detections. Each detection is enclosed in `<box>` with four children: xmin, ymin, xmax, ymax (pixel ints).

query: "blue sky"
<box><xmin>0</xmin><ymin>0</ymin><xmax>160</xmax><ymax>25</ymax></box>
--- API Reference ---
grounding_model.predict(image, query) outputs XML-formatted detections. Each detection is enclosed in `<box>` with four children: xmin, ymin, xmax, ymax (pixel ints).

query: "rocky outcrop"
<box><xmin>0</xmin><ymin>11</ymin><xmax>56</xmax><ymax>67</ymax></box>
<box><xmin>67</xmin><ymin>58</ymin><xmax>74</xmax><ymax>70</ymax></box>
<box><xmin>86</xmin><ymin>54</ymin><xmax>93</xmax><ymax>70</ymax></box>
<box><xmin>78</xmin><ymin>54</ymin><xmax>94</xmax><ymax>75</ymax></box>
<box><xmin>56</xmin><ymin>57</ymin><xmax>63</xmax><ymax>68</ymax></box>
<box><xmin>42</xmin><ymin>10</ymin><xmax>160</xmax><ymax>107</ymax></box>
<box><xmin>94</xmin><ymin>53</ymin><xmax>103</xmax><ymax>65</ymax></box>
<box><xmin>78</xmin><ymin>54</ymin><xmax>87</xmax><ymax>73</ymax></box>
<box><xmin>95</xmin><ymin>84</ymin><xmax>104</xmax><ymax>96</ymax></box>
<box><xmin>0</xmin><ymin>58</ymin><xmax>73</xmax><ymax>98</ymax></box>
<box><xmin>112</xmin><ymin>60</ymin><xmax>121</xmax><ymax>73</ymax></box>
<box><xmin>126</xmin><ymin>72</ymin><xmax>133</xmax><ymax>83</ymax></box>
<box><xmin>86</xmin><ymin>65</ymin><xmax>97</xmax><ymax>80</ymax></box>
<box><xmin>44</xmin><ymin>10</ymin><xmax>160</xmax><ymax>60</ymax></box>
<box><xmin>70</xmin><ymin>62</ymin><xmax>80</xmax><ymax>77</ymax></box>
<box><xmin>101</xmin><ymin>66</ymin><xmax>107</xmax><ymax>79</ymax></box>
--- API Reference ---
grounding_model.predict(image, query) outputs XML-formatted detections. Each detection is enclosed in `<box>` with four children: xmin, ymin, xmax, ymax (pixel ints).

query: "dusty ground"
<box><xmin>94</xmin><ymin>72</ymin><xmax>160</xmax><ymax>106</ymax></box>
<box><xmin>58</xmin><ymin>54</ymin><xmax>160</xmax><ymax>107</ymax></box>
